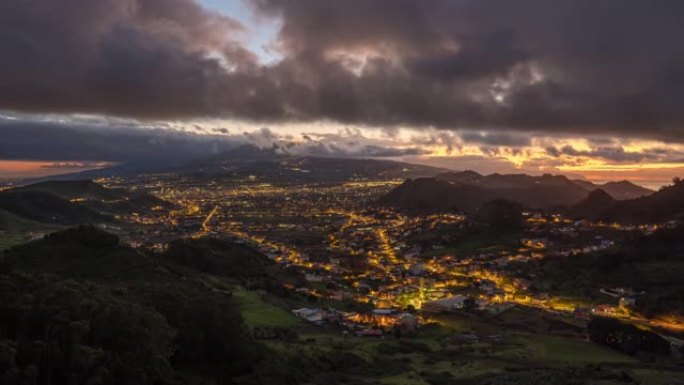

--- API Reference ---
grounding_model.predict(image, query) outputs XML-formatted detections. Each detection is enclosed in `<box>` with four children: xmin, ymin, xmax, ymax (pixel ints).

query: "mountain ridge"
<box><xmin>378</xmin><ymin>171</ymin><xmax>664</xmax><ymax>218</ymax></box>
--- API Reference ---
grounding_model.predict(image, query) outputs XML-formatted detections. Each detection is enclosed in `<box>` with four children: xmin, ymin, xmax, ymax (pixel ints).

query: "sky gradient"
<box><xmin>1</xmin><ymin>0</ymin><xmax>683</xmax><ymax>187</ymax></box>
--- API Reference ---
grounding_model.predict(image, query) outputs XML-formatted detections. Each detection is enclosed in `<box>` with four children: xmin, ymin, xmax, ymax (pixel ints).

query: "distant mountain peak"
<box><xmin>456</xmin><ymin>170</ymin><xmax>482</xmax><ymax>177</ymax></box>
<box><xmin>586</xmin><ymin>188</ymin><xmax>615</xmax><ymax>201</ymax></box>
<box><xmin>566</xmin><ymin>188</ymin><xmax>617</xmax><ymax>220</ymax></box>
<box><xmin>599</xmin><ymin>180</ymin><xmax>653</xmax><ymax>200</ymax></box>
<box><xmin>379</xmin><ymin>172</ymin><xmax>590</xmax><ymax>213</ymax></box>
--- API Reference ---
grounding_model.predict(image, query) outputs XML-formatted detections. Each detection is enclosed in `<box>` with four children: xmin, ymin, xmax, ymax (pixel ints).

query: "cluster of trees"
<box><xmin>510</xmin><ymin>224</ymin><xmax>684</xmax><ymax>318</ymax></box>
<box><xmin>475</xmin><ymin>199</ymin><xmax>524</xmax><ymax>230</ymax></box>
<box><xmin>160</xmin><ymin>237</ymin><xmax>305</xmax><ymax>295</ymax></box>
<box><xmin>0</xmin><ymin>274</ymin><xmax>177</xmax><ymax>385</ymax></box>
<box><xmin>0</xmin><ymin>226</ymin><xmax>294</xmax><ymax>384</ymax></box>
<box><xmin>588</xmin><ymin>317</ymin><xmax>671</xmax><ymax>356</ymax></box>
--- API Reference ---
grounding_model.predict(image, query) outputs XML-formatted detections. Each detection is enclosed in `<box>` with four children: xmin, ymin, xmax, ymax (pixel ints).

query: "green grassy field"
<box><xmin>226</xmin><ymin>286</ymin><xmax>674</xmax><ymax>384</ymax></box>
<box><xmin>0</xmin><ymin>234</ymin><xmax>33</xmax><ymax>250</ymax></box>
<box><xmin>630</xmin><ymin>369</ymin><xmax>684</xmax><ymax>385</ymax></box>
<box><xmin>510</xmin><ymin>333</ymin><xmax>636</xmax><ymax>364</ymax></box>
<box><xmin>0</xmin><ymin>209</ymin><xmax>44</xmax><ymax>232</ymax></box>
<box><xmin>0</xmin><ymin>208</ymin><xmax>60</xmax><ymax>250</ymax></box>
<box><xmin>232</xmin><ymin>286</ymin><xmax>302</xmax><ymax>328</ymax></box>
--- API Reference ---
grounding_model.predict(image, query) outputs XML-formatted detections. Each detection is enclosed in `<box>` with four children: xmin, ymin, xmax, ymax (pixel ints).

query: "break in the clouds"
<box><xmin>2</xmin><ymin>0</ymin><xmax>684</xmax><ymax>141</ymax></box>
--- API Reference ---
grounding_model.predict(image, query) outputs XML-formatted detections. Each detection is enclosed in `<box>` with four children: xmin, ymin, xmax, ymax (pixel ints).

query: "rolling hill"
<box><xmin>560</xmin><ymin>180</ymin><xmax>684</xmax><ymax>224</ymax></box>
<box><xmin>379</xmin><ymin>170</ymin><xmax>658</xmax><ymax>216</ymax></box>
<box><xmin>0</xmin><ymin>190</ymin><xmax>109</xmax><ymax>225</ymax></box>
<box><xmin>3</xmin><ymin>225</ymin><xmax>155</xmax><ymax>280</ymax></box>
<box><xmin>435</xmin><ymin>171</ymin><xmax>652</xmax><ymax>200</ymax></box>
<box><xmin>10</xmin><ymin>179</ymin><xmax>125</xmax><ymax>201</ymax></box>
<box><xmin>597</xmin><ymin>181</ymin><xmax>684</xmax><ymax>224</ymax></box>
<box><xmin>566</xmin><ymin>189</ymin><xmax>617</xmax><ymax>220</ymax></box>
<box><xmin>377</xmin><ymin>178</ymin><xmax>484</xmax><ymax>213</ymax></box>
<box><xmin>0</xmin><ymin>226</ymin><xmax>276</xmax><ymax>384</ymax></box>
<box><xmin>572</xmin><ymin>179</ymin><xmax>653</xmax><ymax>200</ymax></box>
<box><xmin>178</xmin><ymin>144</ymin><xmax>447</xmax><ymax>182</ymax></box>
<box><xmin>0</xmin><ymin>180</ymin><xmax>158</xmax><ymax>230</ymax></box>
<box><xmin>11</xmin><ymin>179</ymin><xmax>172</xmax><ymax>215</ymax></box>
<box><xmin>0</xmin><ymin>208</ymin><xmax>55</xmax><ymax>232</ymax></box>
<box><xmin>379</xmin><ymin>173</ymin><xmax>591</xmax><ymax>213</ymax></box>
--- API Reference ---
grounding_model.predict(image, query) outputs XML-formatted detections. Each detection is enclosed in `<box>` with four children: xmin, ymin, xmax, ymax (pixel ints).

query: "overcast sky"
<box><xmin>2</xmin><ymin>0</ymin><xmax>684</xmax><ymax>186</ymax></box>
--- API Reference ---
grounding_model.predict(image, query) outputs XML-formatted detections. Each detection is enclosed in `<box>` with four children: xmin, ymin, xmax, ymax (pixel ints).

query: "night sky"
<box><xmin>2</xmin><ymin>0</ymin><xmax>684</xmax><ymax>187</ymax></box>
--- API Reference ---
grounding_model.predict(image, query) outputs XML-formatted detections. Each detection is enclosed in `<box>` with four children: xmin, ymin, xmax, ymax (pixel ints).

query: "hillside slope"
<box><xmin>0</xmin><ymin>191</ymin><xmax>109</xmax><ymax>225</ymax></box>
<box><xmin>11</xmin><ymin>179</ymin><xmax>172</xmax><ymax>215</ymax></box>
<box><xmin>599</xmin><ymin>181</ymin><xmax>684</xmax><ymax>224</ymax></box>
<box><xmin>180</xmin><ymin>144</ymin><xmax>447</xmax><ymax>182</ymax></box>
<box><xmin>0</xmin><ymin>226</ymin><xmax>286</xmax><ymax>384</ymax></box>
<box><xmin>567</xmin><ymin>189</ymin><xmax>617</xmax><ymax>220</ymax></box>
<box><xmin>378</xmin><ymin>173</ymin><xmax>590</xmax><ymax>213</ymax></box>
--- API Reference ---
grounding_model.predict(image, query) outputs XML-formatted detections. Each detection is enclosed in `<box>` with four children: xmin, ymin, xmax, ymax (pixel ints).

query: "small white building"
<box><xmin>422</xmin><ymin>295</ymin><xmax>470</xmax><ymax>313</ymax></box>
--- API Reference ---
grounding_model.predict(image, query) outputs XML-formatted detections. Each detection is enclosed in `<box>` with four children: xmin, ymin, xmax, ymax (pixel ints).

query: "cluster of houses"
<box><xmin>292</xmin><ymin>307</ymin><xmax>420</xmax><ymax>337</ymax></box>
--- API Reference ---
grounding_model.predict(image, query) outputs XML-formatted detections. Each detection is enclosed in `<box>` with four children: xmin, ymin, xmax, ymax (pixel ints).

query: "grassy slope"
<box><xmin>232</xmin><ymin>286</ymin><xmax>301</xmax><ymax>328</ymax></box>
<box><xmin>0</xmin><ymin>234</ymin><xmax>32</xmax><ymax>251</ymax></box>
<box><xmin>0</xmin><ymin>208</ymin><xmax>60</xmax><ymax>250</ymax></box>
<box><xmin>222</xmin><ymin>282</ymin><xmax>647</xmax><ymax>384</ymax></box>
<box><xmin>0</xmin><ymin>208</ymin><xmax>56</xmax><ymax>232</ymax></box>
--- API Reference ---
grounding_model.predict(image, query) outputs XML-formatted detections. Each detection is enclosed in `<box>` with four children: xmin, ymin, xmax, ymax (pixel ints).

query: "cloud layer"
<box><xmin>1</xmin><ymin>0</ymin><xmax>684</xmax><ymax>140</ymax></box>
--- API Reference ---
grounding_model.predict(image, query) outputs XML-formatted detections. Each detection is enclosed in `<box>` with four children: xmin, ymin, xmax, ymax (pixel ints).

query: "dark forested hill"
<box><xmin>9</xmin><ymin>179</ymin><xmax>173</xmax><ymax>216</ymax></box>
<box><xmin>511</xmin><ymin>224</ymin><xmax>684</xmax><ymax>318</ymax></box>
<box><xmin>0</xmin><ymin>226</ymin><xmax>294</xmax><ymax>385</ymax></box>
<box><xmin>0</xmin><ymin>191</ymin><xmax>109</xmax><ymax>225</ymax></box>
<box><xmin>597</xmin><ymin>180</ymin><xmax>653</xmax><ymax>200</ymax></box>
<box><xmin>376</xmin><ymin>178</ymin><xmax>485</xmax><ymax>213</ymax></box>
<box><xmin>567</xmin><ymin>189</ymin><xmax>616</xmax><ymax>220</ymax></box>
<box><xmin>378</xmin><ymin>171</ymin><xmax>667</xmax><ymax>219</ymax></box>
<box><xmin>11</xmin><ymin>179</ymin><xmax>125</xmax><ymax>201</ymax></box>
<box><xmin>597</xmin><ymin>180</ymin><xmax>684</xmax><ymax>224</ymax></box>
<box><xmin>377</xmin><ymin>173</ymin><xmax>590</xmax><ymax>213</ymax></box>
<box><xmin>571</xmin><ymin>179</ymin><xmax>653</xmax><ymax>200</ymax></box>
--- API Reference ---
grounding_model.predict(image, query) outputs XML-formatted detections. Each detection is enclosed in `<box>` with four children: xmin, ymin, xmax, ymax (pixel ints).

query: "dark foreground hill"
<box><xmin>0</xmin><ymin>226</ymin><xmax>302</xmax><ymax>385</ymax></box>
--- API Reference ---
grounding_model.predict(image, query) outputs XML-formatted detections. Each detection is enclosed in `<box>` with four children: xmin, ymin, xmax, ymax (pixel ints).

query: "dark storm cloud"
<box><xmin>0</xmin><ymin>0</ymin><xmax>272</xmax><ymax>119</ymax></box>
<box><xmin>2</xmin><ymin>0</ymin><xmax>684</xmax><ymax>140</ymax></box>
<box><xmin>252</xmin><ymin>0</ymin><xmax>684</xmax><ymax>139</ymax></box>
<box><xmin>0</xmin><ymin>116</ymin><xmax>422</xmax><ymax>162</ymax></box>
<box><xmin>459</xmin><ymin>131</ymin><xmax>532</xmax><ymax>147</ymax></box>
<box><xmin>0</xmin><ymin>118</ymin><xmax>238</xmax><ymax>163</ymax></box>
<box><xmin>545</xmin><ymin>145</ymin><xmax>669</xmax><ymax>163</ymax></box>
<box><xmin>292</xmin><ymin>143</ymin><xmax>426</xmax><ymax>158</ymax></box>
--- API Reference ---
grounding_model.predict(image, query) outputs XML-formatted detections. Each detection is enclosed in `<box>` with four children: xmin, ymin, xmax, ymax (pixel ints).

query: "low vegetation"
<box><xmin>0</xmin><ymin>226</ymin><xmax>682</xmax><ymax>384</ymax></box>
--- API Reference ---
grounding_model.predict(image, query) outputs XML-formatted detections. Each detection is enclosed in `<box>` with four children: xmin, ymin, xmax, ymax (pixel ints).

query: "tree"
<box><xmin>476</xmin><ymin>199</ymin><xmax>524</xmax><ymax>230</ymax></box>
<box><xmin>588</xmin><ymin>317</ymin><xmax>670</xmax><ymax>356</ymax></box>
<box><xmin>463</xmin><ymin>297</ymin><xmax>478</xmax><ymax>311</ymax></box>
